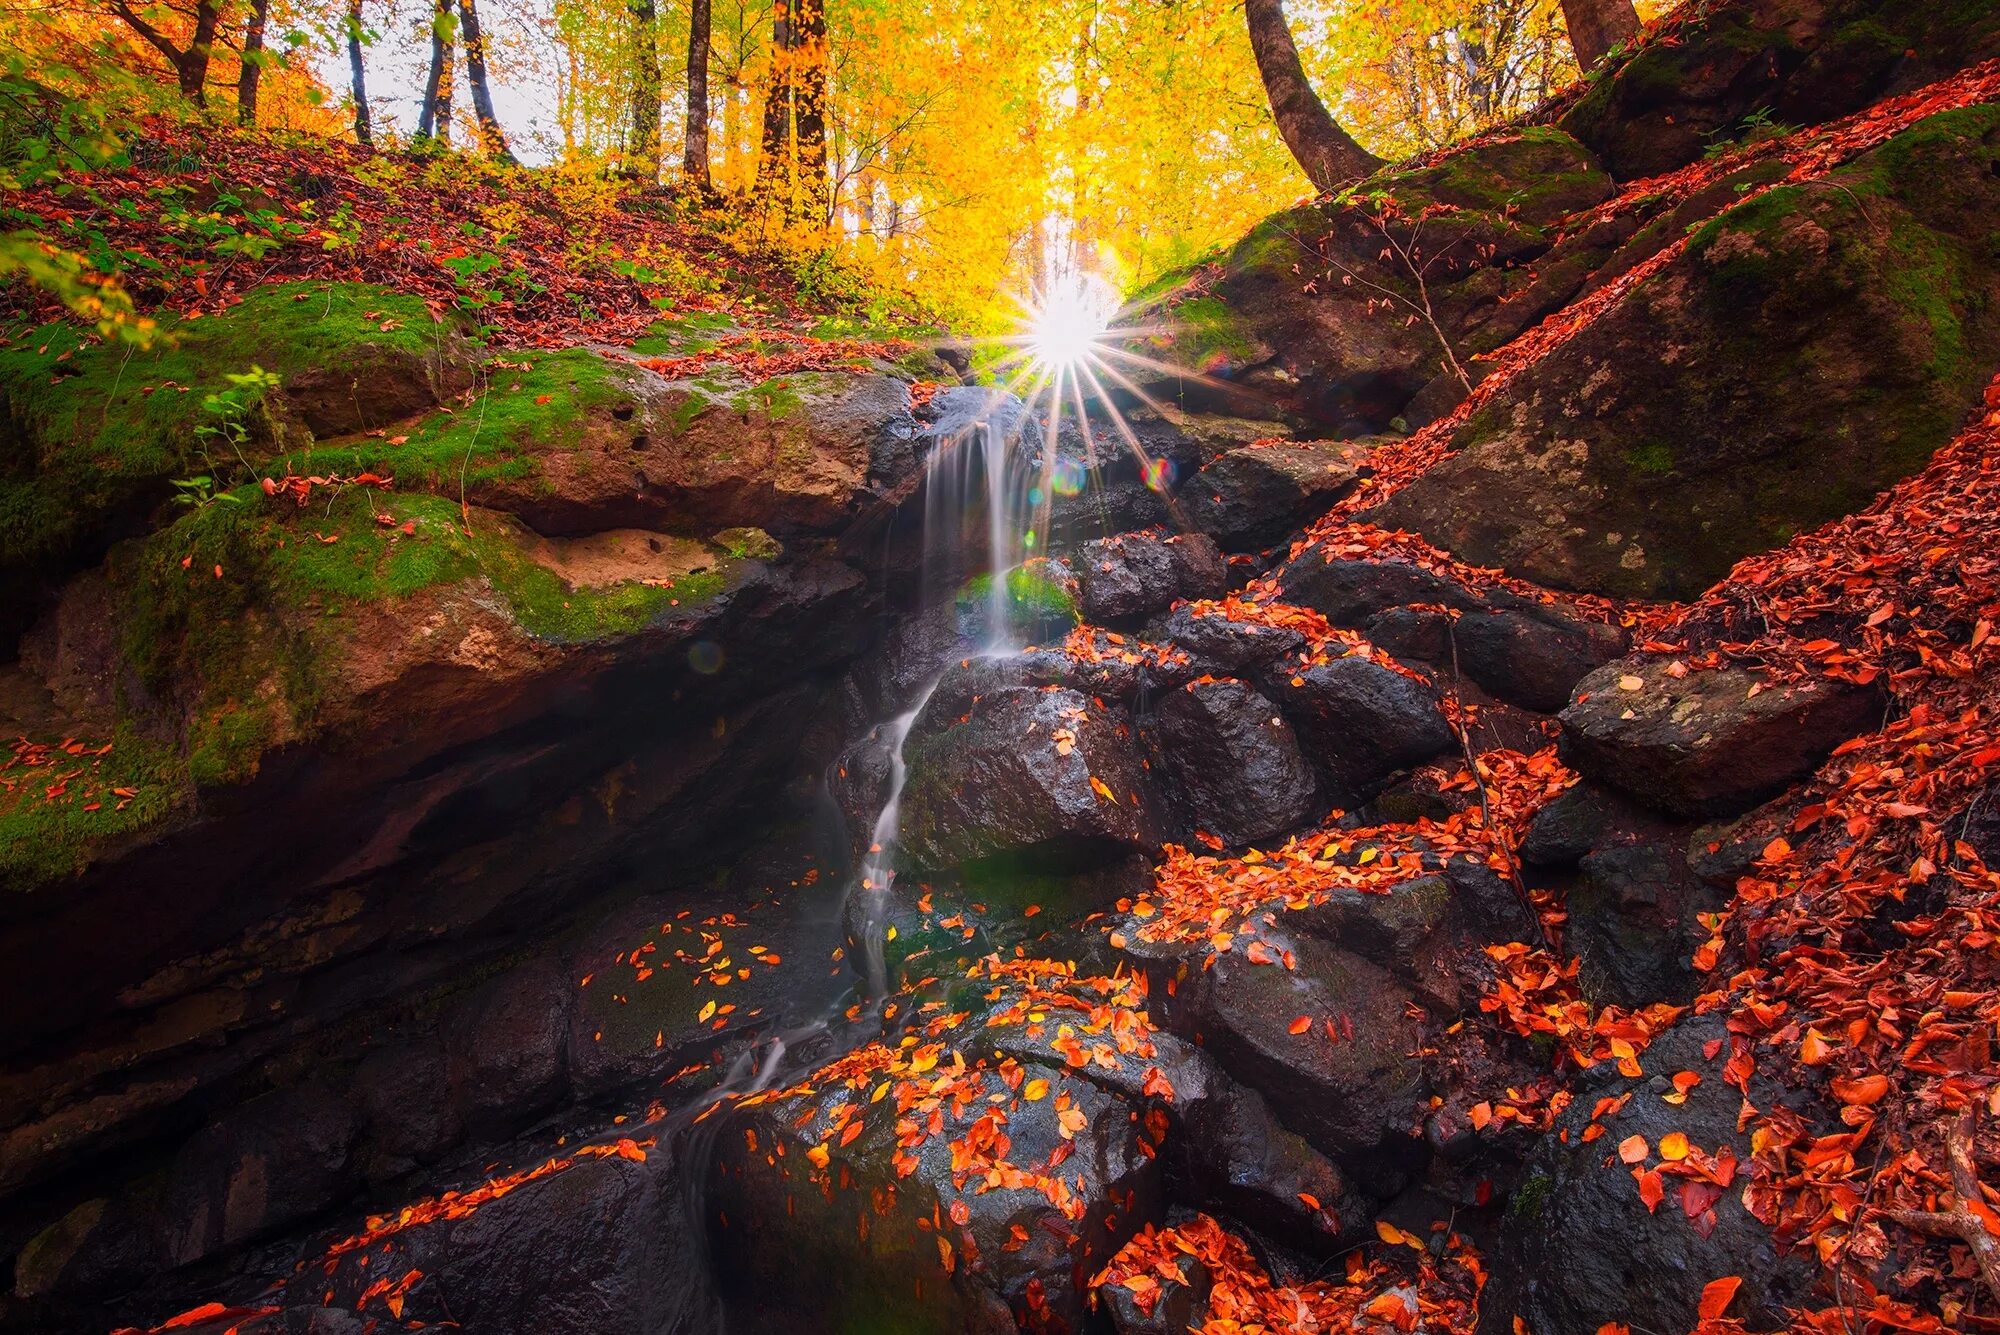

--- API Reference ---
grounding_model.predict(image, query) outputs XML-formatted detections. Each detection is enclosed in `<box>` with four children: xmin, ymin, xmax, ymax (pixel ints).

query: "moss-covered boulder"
<box><xmin>3</xmin><ymin>482</ymin><xmax>736</xmax><ymax>891</ymax></box>
<box><xmin>1126</xmin><ymin>129</ymin><xmax>1613</xmax><ymax>433</ymax></box>
<box><xmin>1369</xmin><ymin>104</ymin><xmax>2000</xmax><ymax>599</ymax></box>
<box><xmin>0</xmin><ymin>283</ymin><xmax>473</xmax><ymax>596</ymax></box>
<box><xmin>1560</xmin><ymin>0</ymin><xmax>2000</xmax><ymax>180</ymax></box>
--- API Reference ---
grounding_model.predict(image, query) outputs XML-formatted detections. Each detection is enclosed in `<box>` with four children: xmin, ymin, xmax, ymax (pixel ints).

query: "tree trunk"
<box><xmin>417</xmin><ymin>0</ymin><xmax>454</xmax><ymax>142</ymax></box>
<box><xmin>236</xmin><ymin>0</ymin><xmax>270</xmax><ymax>126</ymax></box>
<box><xmin>183</xmin><ymin>0</ymin><xmax>220</xmax><ymax>103</ymax></box>
<box><xmin>346</xmin><ymin>0</ymin><xmax>373</xmax><ymax>145</ymax></box>
<box><xmin>457</xmin><ymin>0</ymin><xmax>514</xmax><ymax>161</ymax></box>
<box><xmin>627</xmin><ymin>0</ymin><xmax>663</xmax><ymax>180</ymax></box>
<box><xmin>791</xmin><ymin>0</ymin><xmax>830</xmax><ymax>223</ymax></box>
<box><xmin>756</xmin><ymin>0</ymin><xmax>795</xmax><ymax>194</ymax></box>
<box><xmin>683</xmin><ymin>0</ymin><xmax>713</xmax><ymax>191</ymax></box>
<box><xmin>1243</xmin><ymin>0</ymin><xmax>1380</xmax><ymax>194</ymax></box>
<box><xmin>1560</xmin><ymin>0</ymin><xmax>1641</xmax><ymax>73</ymax></box>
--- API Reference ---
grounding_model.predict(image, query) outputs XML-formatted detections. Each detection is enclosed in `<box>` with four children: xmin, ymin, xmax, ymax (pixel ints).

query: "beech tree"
<box><xmin>108</xmin><ymin>0</ymin><xmax>222</xmax><ymax>104</ymax></box>
<box><xmin>344</xmin><ymin>0</ymin><xmax>372</xmax><ymax>145</ymax></box>
<box><xmin>1243</xmin><ymin>0</ymin><xmax>1380</xmax><ymax>193</ymax></box>
<box><xmin>457</xmin><ymin>0</ymin><xmax>514</xmax><ymax>161</ymax></box>
<box><xmin>416</xmin><ymin>0</ymin><xmax>455</xmax><ymax>142</ymax></box>
<box><xmin>626</xmin><ymin>0</ymin><xmax>662</xmax><ymax>180</ymax></box>
<box><xmin>236</xmin><ymin>0</ymin><xmax>269</xmax><ymax>124</ymax></box>
<box><xmin>683</xmin><ymin>0</ymin><xmax>713</xmax><ymax>192</ymax></box>
<box><xmin>1559</xmin><ymin>0</ymin><xmax>1641</xmax><ymax>72</ymax></box>
<box><xmin>756</xmin><ymin>0</ymin><xmax>830</xmax><ymax>223</ymax></box>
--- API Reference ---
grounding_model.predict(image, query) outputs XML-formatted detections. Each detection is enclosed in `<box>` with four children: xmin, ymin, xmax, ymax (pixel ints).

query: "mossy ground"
<box><xmin>0</xmin><ymin>726</ymin><xmax>187</xmax><ymax>891</ymax></box>
<box><xmin>274</xmin><ymin>346</ymin><xmax>633</xmax><ymax>493</ymax></box>
<box><xmin>0</xmin><ymin>282</ymin><xmax>455</xmax><ymax>574</ymax></box>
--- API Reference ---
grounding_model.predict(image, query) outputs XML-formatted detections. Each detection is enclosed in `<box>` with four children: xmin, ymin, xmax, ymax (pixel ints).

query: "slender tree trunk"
<box><xmin>346</xmin><ymin>0</ymin><xmax>373</xmax><ymax>145</ymax></box>
<box><xmin>416</xmin><ymin>0</ymin><xmax>454</xmax><ymax>142</ymax></box>
<box><xmin>1560</xmin><ymin>0</ymin><xmax>1641</xmax><ymax>73</ymax></box>
<box><xmin>109</xmin><ymin>0</ymin><xmax>217</xmax><ymax>104</ymax></box>
<box><xmin>756</xmin><ymin>1</ymin><xmax>794</xmax><ymax>196</ymax></box>
<box><xmin>791</xmin><ymin>0</ymin><xmax>829</xmax><ymax>223</ymax></box>
<box><xmin>236</xmin><ymin>0</ymin><xmax>269</xmax><ymax>126</ymax></box>
<box><xmin>627</xmin><ymin>0</ymin><xmax>662</xmax><ymax>180</ymax></box>
<box><xmin>683</xmin><ymin>0</ymin><xmax>713</xmax><ymax>192</ymax></box>
<box><xmin>457</xmin><ymin>0</ymin><xmax>513</xmax><ymax>161</ymax></box>
<box><xmin>1243</xmin><ymin>0</ymin><xmax>1380</xmax><ymax>194</ymax></box>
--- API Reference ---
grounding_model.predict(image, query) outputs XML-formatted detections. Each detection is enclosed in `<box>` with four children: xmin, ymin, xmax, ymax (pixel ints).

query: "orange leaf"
<box><xmin>1288</xmin><ymin>1016</ymin><xmax>1312</xmax><ymax>1035</ymax></box>
<box><xmin>1697</xmin><ymin>1276</ymin><xmax>1742</xmax><ymax>1321</ymax></box>
<box><xmin>1659</xmin><ymin>1131</ymin><xmax>1690</xmax><ymax>1161</ymax></box>
<box><xmin>1617</xmin><ymin>1134</ymin><xmax>1649</xmax><ymax>1164</ymax></box>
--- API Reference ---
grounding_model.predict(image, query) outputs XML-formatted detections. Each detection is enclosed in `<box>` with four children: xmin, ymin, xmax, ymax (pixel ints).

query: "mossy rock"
<box><xmin>1363</xmin><ymin>127</ymin><xmax>1613</xmax><ymax>228</ymax></box>
<box><xmin>4</xmin><ymin>485</ymin><xmax>735</xmax><ymax>890</ymax></box>
<box><xmin>1368</xmin><ymin>103</ymin><xmax>2000</xmax><ymax>600</ymax></box>
<box><xmin>0</xmin><ymin>281</ymin><xmax>472</xmax><ymax>586</ymax></box>
<box><xmin>954</xmin><ymin>564</ymin><xmax>1080</xmax><ymax>643</ymax></box>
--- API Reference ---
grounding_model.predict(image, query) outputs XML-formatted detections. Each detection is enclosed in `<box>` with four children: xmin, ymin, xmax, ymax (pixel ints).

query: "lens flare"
<box><xmin>1024</xmin><ymin>274</ymin><xmax>1116</xmax><ymax>370</ymax></box>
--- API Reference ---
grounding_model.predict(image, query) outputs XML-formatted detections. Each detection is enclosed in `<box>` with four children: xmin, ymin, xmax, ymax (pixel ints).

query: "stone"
<box><xmin>1275</xmin><ymin>553</ymin><xmax>1476</xmax><ymax>628</ymax></box>
<box><xmin>1370</xmin><ymin>106</ymin><xmax>2000</xmax><ymax>598</ymax></box>
<box><xmin>1178</xmin><ymin>442</ymin><xmax>1363</xmax><ymax>550</ymax></box>
<box><xmin>1263</xmin><ymin>657</ymin><xmax>1455</xmax><ymax>807</ymax></box>
<box><xmin>1571</xmin><ymin>838</ymin><xmax>1724</xmax><ymax>1007</ymax></box>
<box><xmin>1486</xmin><ymin>1015</ymin><xmax>1823</xmax><ymax>1335</ymax></box>
<box><xmin>1073</xmin><ymin>530</ymin><xmax>1228</xmax><ymax>625</ymax></box>
<box><xmin>1152</xmin><ymin>678</ymin><xmax>1318</xmax><ymax>847</ymax></box>
<box><xmin>1148</xmin><ymin>605</ymin><xmax>1307</xmax><ymax>680</ymax></box>
<box><xmin>899</xmin><ymin>682</ymin><xmax>1163</xmax><ymax>871</ymax></box>
<box><xmin>1558</xmin><ymin>658</ymin><xmax>1884</xmax><ymax>818</ymax></box>
<box><xmin>444</xmin><ymin>960</ymin><xmax>574</xmax><ymax>1135</ymax></box>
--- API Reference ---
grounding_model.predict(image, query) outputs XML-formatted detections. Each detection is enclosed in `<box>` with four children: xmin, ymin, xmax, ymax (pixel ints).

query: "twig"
<box><xmin>1886</xmin><ymin>1105</ymin><xmax>2000</xmax><ymax>1303</ymax></box>
<box><xmin>1446</xmin><ymin>617</ymin><xmax>1549</xmax><ymax>949</ymax></box>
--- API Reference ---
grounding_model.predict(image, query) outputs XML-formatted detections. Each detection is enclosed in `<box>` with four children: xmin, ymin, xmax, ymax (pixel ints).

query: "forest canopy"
<box><xmin>1</xmin><ymin>0</ymin><xmax>1666</xmax><ymax>324</ymax></box>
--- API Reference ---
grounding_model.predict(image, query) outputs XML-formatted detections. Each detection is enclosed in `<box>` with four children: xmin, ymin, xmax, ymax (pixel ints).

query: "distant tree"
<box><xmin>456</xmin><ymin>0</ymin><xmax>513</xmax><ymax>160</ymax></box>
<box><xmin>756</xmin><ymin>0</ymin><xmax>830</xmax><ymax>223</ymax></box>
<box><xmin>1559</xmin><ymin>0</ymin><xmax>1640</xmax><ymax>71</ymax></box>
<box><xmin>683</xmin><ymin>0</ymin><xmax>713</xmax><ymax>192</ymax></box>
<box><xmin>344</xmin><ymin>0</ymin><xmax>373</xmax><ymax>145</ymax></box>
<box><xmin>416</xmin><ymin>0</ymin><xmax>455</xmax><ymax>142</ymax></box>
<box><xmin>107</xmin><ymin>0</ymin><xmax>222</xmax><ymax>104</ymax></box>
<box><xmin>627</xmin><ymin>0</ymin><xmax>662</xmax><ymax>179</ymax></box>
<box><xmin>1244</xmin><ymin>0</ymin><xmax>1380</xmax><ymax>193</ymax></box>
<box><xmin>236</xmin><ymin>0</ymin><xmax>269</xmax><ymax>125</ymax></box>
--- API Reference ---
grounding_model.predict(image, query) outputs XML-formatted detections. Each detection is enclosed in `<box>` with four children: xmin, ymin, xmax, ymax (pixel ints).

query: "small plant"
<box><xmin>168</xmin><ymin>474</ymin><xmax>243</xmax><ymax>510</ymax></box>
<box><xmin>193</xmin><ymin>365</ymin><xmax>282</xmax><ymax>488</ymax></box>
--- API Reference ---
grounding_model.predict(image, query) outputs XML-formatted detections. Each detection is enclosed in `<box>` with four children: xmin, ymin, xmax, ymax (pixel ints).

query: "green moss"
<box><xmin>0</xmin><ymin>282</ymin><xmax>457</xmax><ymax>576</ymax></box>
<box><xmin>626</xmin><ymin>310</ymin><xmax>737</xmax><ymax>356</ymax></box>
<box><xmin>276</xmin><ymin>347</ymin><xmax>631</xmax><ymax>493</ymax></box>
<box><xmin>1508</xmin><ymin>1170</ymin><xmax>1554</xmax><ymax>1222</ymax></box>
<box><xmin>1166</xmin><ymin>294</ymin><xmax>1255</xmax><ymax>363</ymax></box>
<box><xmin>0</xmin><ymin>725</ymin><xmax>187</xmax><ymax>892</ymax></box>
<box><xmin>1624</xmin><ymin>441</ymin><xmax>1675</xmax><ymax>476</ymax></box>
<box><xmin>957</xmin><ymin>565</ymin><xmax>1080</xmax><ymax>636</ymax></box>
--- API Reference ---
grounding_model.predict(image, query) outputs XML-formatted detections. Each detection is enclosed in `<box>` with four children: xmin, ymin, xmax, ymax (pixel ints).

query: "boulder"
<box><xmin>708</xmin><ymin>1052</ymin><xmax>1159</xmax><ymax>1334</ymax></box>
<box><xmin>1275</xmin><ymin>553</ymin><xmax>1476</xmax><ymax>627</ymax></box>
<box><xmin>1486</xmin><ymin>1015</ymin><xmax>1824</xmax><ymax>1335</ymax></box>
<box><xmin>1572</xmin><ymin>838</ymin><xmax>1724</xmax><ymax>1007</ymax></box>
<box><xmin>1559</xmin><ymin>0</ymin><xmax>2000</xmax><ymax>180</ymax></box>
<box><xmin>311</xmin><ymin>1138</ymin><xmax>718</xmax><ymax>1335</ymax></box>
<box><xmin>1558</xmin><ymin>658</ymin><xmax>1884</xmax><ymax>818</ymax></box>
<box><xmin>1147</xmin><ymin>605</ymin><xmax>1307</xmax><ymax>681</ymax></box>
<box><xmin>1152</xmin><ymin>678</ymin><xmax>1318</xmax><ymax>847</ymax></box>
<box><xmin>899</xmin><ymin>682</ymin><xmax>1163</xmax><ymax>871</ymax></box>
<box><xmin>444</xmin><ymin>959</ymin><xmax>574</xmax><ymax>1134</ymax></box>
<box><xmin>1073</xmin><ymin>530</ymin><xmax>1228</xmax><ymax>625</ymax></box>
<box><xmin>1518</xmin><ymin>782</ymin><xmax>1657</xmax><ymax>867</ymax></box>
<box><xmin>156</xmin><ymin>1083</ymin><xmax>359</xmax><ymax>1268</ymax></box>
<box><xmin>1126</xmin><ymin>130</ymin><xmax>1614</xmax><ymax>434</ymax></box>
<box><xmin>1263</xmin><ymin>657</ymin><xmax>1455</xmax><ymax>807</ymax></box>
<box><xmin>1370</xmin><ymin>105</ymin><xmax>2000</xmax><ymax>598</ymax></box>
<box><xmin>1177</xmin><ymin>442</ymin><xmax>1362</xmax><ymax>550</ymax></box>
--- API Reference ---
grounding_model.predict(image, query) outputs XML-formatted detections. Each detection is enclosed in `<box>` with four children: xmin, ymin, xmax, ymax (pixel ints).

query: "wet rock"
<box><xmin>1440</xmin><ymin>858</ymin><xmax>1539</xmax><ymax>944</ymax></box>
<box><xmin>314</xmin><ymin>1139</ymin><xmax>718</xmax><ymax>1335</ymax></box>
<box><xmin>708</xmin><ymin>1055</ymin><xmax>1159</xmax><ymax>1335</ymax></box>
<box><xmin>1559</xmin><ymin>658</ymin><xmax>1885</xmax><ymax>818</ymax></box>
<box><xmin>1518</xmin><ymin>782</ymin><xmax>1658</xmax><ymax>867</ymax></box>
<box><xmin>1263</xmin><ymin>658</ymin><xmax>1454</xmax><ymax>807</ymax></box>
<box><xmin>1486</xmin><ymin>1015</ymin><xmax>1824</xmax><ymax>1335</ymax></box>
<box><xmin>445</xmin><ymin>960</ymin><xmax>573</xmax><ymax>1134</ymax></box>
<box><xmin>1159</xmin><ymin>928</ymin><xmax>1430</xmax><ymax>1191</ymax></box>
<box><xmin>1104</xmin><ymin>1253</ymin><xmax>1212</xmax><ymax>1335</ymax></box>
<box><xmin>1571</xmin><ymin>837</ymin><xmax>1724</xmax><ymax>1008</ymax></box>
<box><xmin>157</xmin><ymin>1082</ymin><xmax>358</xmax><ymax>1268</ymax></box>
<box><xmin>1449</xmin><ymin>607</ymin><xmax>1629</xmax><ymax>714</ymax></box>
<box><xmin>900</xmin><ymin>683</ymin><xmax>1163</xmax><ymax>871</ymax></box>
<box><xmin>1178</xmin><ymin>442</ymin><xmax>1363</xmax><ymax>550</ymax></box>
<box><xmin>1275</xmin><ymin>554</ymin><xmax>1475</xmax><ymax>628</ymax></box>
<box><xmin>1153</xmin><ymin>678</ymin><xmax>1318</xmax><ymax>847</ymax></box>
<box><xmin>1148</xmin><ymin>605</ymin><xmax>1307</xmax><ymax>681</ymax></box>
<box><xmin>1073</xmin><ymin>531</ymin><xmax>1228</xmax><ymax>625</ymax></box>
<box><xmin>352</xmin><ymin>1034</ymin><xmax>462</xmax><ymax>1181</ymax></box>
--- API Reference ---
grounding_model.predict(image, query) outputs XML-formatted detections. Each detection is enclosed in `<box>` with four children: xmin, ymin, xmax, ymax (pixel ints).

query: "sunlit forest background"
<box><xmin>3</xmin><ymin>0</ymin><xmax>1668</xmax><ymax>325</ymax></box>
